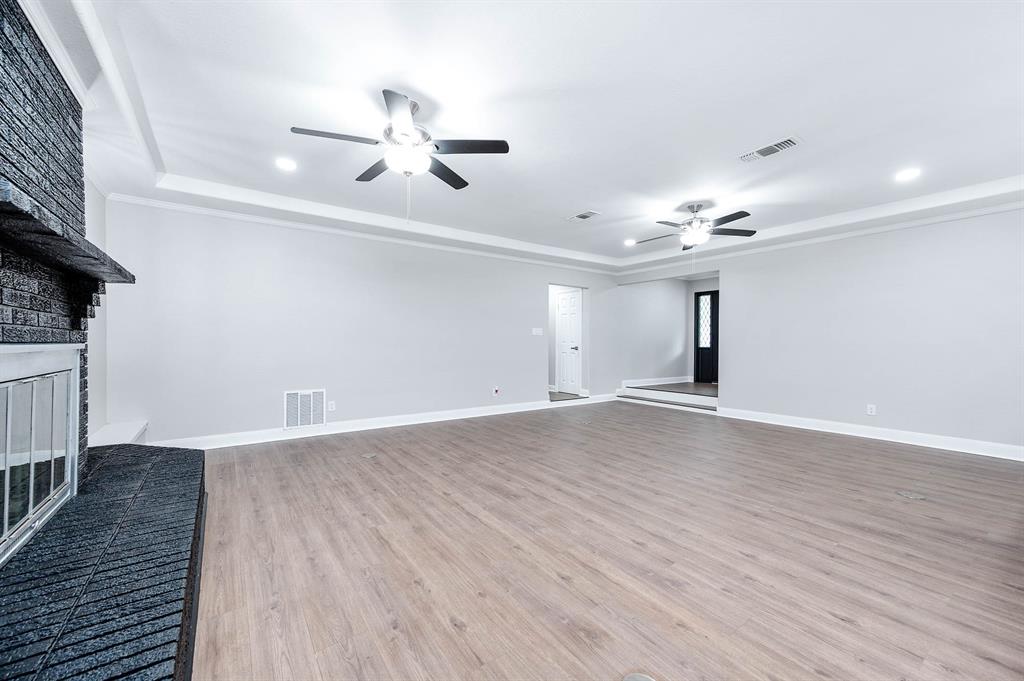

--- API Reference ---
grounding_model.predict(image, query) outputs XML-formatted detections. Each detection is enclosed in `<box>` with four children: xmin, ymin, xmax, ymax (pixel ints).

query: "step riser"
<box><xmin>619</xmin><ymin>387</ymin><xmax>718</xmax><ymax>408</ymax></box>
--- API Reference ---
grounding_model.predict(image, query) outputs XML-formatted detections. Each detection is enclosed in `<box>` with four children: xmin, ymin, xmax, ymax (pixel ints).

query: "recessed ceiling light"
<box><xmin>893</xmin><ymin>167</ymin><xmax>921</xmax><ymax>183</ymax></box>
<box><xmin>623</xmin><ymin>238</ymin><xmax>636</xmax><ymax>247</ymax></box>
<box><xmin>275</xmin><ymin>157</ymin><xmax>298</xmax><ymax>172</ymax></box>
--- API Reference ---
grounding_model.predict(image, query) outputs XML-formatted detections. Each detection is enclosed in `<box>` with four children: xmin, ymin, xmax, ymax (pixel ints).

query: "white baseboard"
<box><xmin>621</xmin><ymin>376</ymin><xmax>693</xmax><ymax>389</ymax></box>
<box><xmin>151</xmin><ymin>394</ymin><xmax>616</xmax><ymax>451</ymax></box>
<box><xmin>717</xmin><ymin>407</ymin><xmax>1024</xmax><ymax>462</ymax></box>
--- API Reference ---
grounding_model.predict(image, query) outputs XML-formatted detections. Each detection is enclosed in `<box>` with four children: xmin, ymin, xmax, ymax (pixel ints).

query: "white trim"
<box><xmin>150</xmin><ymin>394</ymin><xmax>617</xmax><ymax>451</ymax></box>
<box><xmin>615</xmin><ymin>394</ymin><xmax>719</xmax><ymax>416</ymax></box>
<box><xmin>617</xmin><ymin>199</ymin><xmax>1024</xmax><ymax>282</ymax></box>
<box><xmin>71</xmin><ymin>0</ymin><xmax>165</xmax><ymax>175</ymax></box>
<box><xmin>716</xmin><ymin>408</ymin><xmax>1024</xmax><ymax>462</ymax></box>
<box><xmin>547</xmin><ymin>384</ymin><xmax>558</xmax><ymax>392</ymax></box>
<box><xmin>0</xmin><ymin>343</ymin><xmax>86</xmax><ymax>355</ymax></box>
<box><xmin>17</xmin><ymin>0</ymin><xmax>97</xmax><ymax>111</ymax></box>
<box><xmin>578</xmin><ymin>389</ymin><xmax>590</xmax><ymax>397</ymax></box>
<box><xmin>106</xmin><ymin>193</ymin><xmax>616</xmax><ymax>275</ymax></box>
<box><xmin>154</xmin><ymin>174</ymin><xmax>620</xmax><ymax>270</ymax></box>
<box><xmin>620</xmin><ymin>386</ymin><xmax>717</xmax><ymax>408</ymax></box>
<box><xmin>616</xmin><ymin>178</ymin><xmax>1024</xmax><ymax>273</ymax></box>
<box><xmin>615</xmin><ymin>398</ymin><xmax>1023</xmax><ymax>462</ymax></box>
<box><xmin>620</xmin><ymin>376</ymin><xmax>693</xmax><ymax>389</ymax></box>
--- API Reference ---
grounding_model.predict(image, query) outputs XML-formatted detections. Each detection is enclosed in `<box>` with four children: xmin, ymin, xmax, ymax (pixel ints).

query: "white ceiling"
<box><xmin>43</xmin><ymin>1</ymin><xmax>1024</xmax><ymax>269</ymax></box>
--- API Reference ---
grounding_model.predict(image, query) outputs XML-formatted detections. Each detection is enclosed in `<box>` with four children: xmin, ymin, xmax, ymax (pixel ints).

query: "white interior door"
<box><xmin>555</xmin><ymin>288</ymin><xmax>582</xmax><ymax>395</ymax></box>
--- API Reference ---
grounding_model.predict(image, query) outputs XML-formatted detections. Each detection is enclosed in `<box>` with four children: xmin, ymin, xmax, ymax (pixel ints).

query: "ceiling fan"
<box><xmin>291</xmin><ymin>89</ymin><xmax>509</xmax><ymax>190</ymax></box>
<box><xmin>628</xmin><ymin>203</ymin><xmax>757</xmax><ymax>250</ymax></box>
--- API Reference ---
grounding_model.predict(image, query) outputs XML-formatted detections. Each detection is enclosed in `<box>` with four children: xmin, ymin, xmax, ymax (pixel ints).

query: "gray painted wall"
<box><xmin>717</xmin><ymin>208</ymin><xmax>1023</xmax><ymax>445</ymax></box>
<box><xmin>84</xmin><ymin>179</ymin><xmax>107</xmax><ymax>435</ymax></box>
<box><xmin>104</xmin><ymin>201</ymin><xmax>688</xmax><ymax>441</ymax></box>
<box><xmin>613</xmin><ymin>278</ymin><xmax>689</xmax><ymax>381</ymax></box>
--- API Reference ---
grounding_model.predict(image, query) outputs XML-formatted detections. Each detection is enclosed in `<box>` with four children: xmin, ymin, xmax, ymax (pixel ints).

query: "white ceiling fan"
<box><xmin>291</xmin><ymin>89</ymin><xmax>509</xmax><ymax>190</ymax></box>
<box><xmin>627</xmin><ymin>203</ymin><xmax>757</xmax><ymax>250</ymax></box>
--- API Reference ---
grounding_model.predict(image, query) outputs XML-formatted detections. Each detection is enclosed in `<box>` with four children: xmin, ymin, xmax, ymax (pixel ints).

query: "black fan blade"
<box><xmin>681</xmin><ymin>244</ymin><xmax>694</xmax><ymax>251</ymax></box>
<box><xmin>635</xmin><ymin>233</ymin><xmax>680</xmax><ymax>245</ymax></box>
<box><xmin>433</xmin><ymin>140</ymin><xmax>509</xmax><ymax>154</ymax></box>
<box><xmin>291</xmin><ymin>127</ymin><xmax>379</xmax><ymax>145</ymax></box>
<box><xmin>710</xmin><ymin>210</ymin><xmax>750</xmax><ymax>228</ymax></box>
<box><xmin>382</xmin><ymin>89</ymin><xmax>415</xmax><ymax>137</ymax></box>
<box><xmin>355</xmin><ymin>159</ymin><xmax>388</xmax><ymax>182</ymax></box>
<box><xmin>656</xmin><ymin>220</ymin><xmax>683</xmax><ymax>228</ymax></box>
<box><xmin>429</xmin><ymin>157</ymin><xmax>468</xmax><ymax>189</ymax></box>
<box><xmin>710</xmin><ymin>227</ymin><xmax>757</xmax><ymax>237</ymax></box>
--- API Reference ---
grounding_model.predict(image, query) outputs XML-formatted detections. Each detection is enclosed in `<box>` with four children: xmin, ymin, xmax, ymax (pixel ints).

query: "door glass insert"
<box><xmin>698</xmin><ymin>295</ymin><xmax>712</xmax><ymax>348</ymax></box>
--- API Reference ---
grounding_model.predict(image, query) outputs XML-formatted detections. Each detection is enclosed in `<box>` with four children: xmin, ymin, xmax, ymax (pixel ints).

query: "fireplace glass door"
<box><xmin>1</xmin><ymin>371</ymin><xmax>71</xmax><ymax>545</ymax></box>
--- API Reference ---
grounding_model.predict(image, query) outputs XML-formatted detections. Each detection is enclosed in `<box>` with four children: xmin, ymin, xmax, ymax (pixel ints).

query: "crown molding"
<box><xmin>18</xmin><ymin>0</ymin><xmax>97</xmax><ymax>111</ymax></box>
<box><xmin>106</xmin><ymin>193</ymin><xmax>617</xmax><ymax>275</ymax></box>
<box><xmin>615</xmin><ymin>200</ymin><xmax>1024</xmax><ymax>283</ymax></box>
<box><xmin>616</xmin><ymin>175</ymin><xmax>1024</xmax><ymax>272</ymax></box>
<box><xmin>71</xmin><ymin>0</ymin><xmax>165</xmax><ymax>176</ymax></box>
<box><xmin>154</xmin><ymin>172</ymin><xmax>620</xmax><ymax>270</ymax></box>
<box><xmin>65</xmin><ymin>0</ymin><xmax>1023</xmax><ymax>279</ymax></box>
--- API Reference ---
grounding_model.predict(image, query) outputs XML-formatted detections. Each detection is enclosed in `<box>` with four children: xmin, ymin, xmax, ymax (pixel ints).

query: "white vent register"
<box><xmin>284</xmin><ymin>389</ymin><xmax>326</xmax><ymax>428</ymax></box>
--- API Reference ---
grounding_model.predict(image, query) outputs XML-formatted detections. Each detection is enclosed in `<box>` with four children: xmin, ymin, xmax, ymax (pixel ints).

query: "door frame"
<box><xmin>693</xmin><ymin>290</ymin><xmax>719</xmax><ymax>383</ymax></box>
<box><xmin>550</xmin><ymin>284</ymin><xmax>586</xmax><ymax>396</ymax></box>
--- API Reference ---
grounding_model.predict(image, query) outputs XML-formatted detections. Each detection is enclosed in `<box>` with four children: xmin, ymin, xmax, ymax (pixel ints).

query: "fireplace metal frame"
<box><xmin>0</xmin><ymin>343</ymin><xmax>83</xmax><ymax>567</ymax></box>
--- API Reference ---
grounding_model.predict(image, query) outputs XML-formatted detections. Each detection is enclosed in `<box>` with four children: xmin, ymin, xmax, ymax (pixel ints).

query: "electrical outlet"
<box><xmin>327</xmin><ymin>401</ymin><xmax>336</xmax><ymax>412</ymax></box>
<box><xmin>866</xmin><ymin>404</ymin><xmax>877</xmax><ymax>416</ymax></box>
<box><xmin>492</xmin><ymin>386</ymin><xmax>500</xmax><ymax>397</ymax></box>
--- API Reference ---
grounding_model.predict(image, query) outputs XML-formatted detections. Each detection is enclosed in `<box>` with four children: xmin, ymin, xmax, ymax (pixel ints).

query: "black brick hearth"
<box><xmin>0</xmin><ymin>445</ymin><xmax>206</xmax><ymax>680</ymax></box>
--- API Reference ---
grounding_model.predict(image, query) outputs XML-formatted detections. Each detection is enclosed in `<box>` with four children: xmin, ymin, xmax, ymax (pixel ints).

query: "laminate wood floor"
<box><xmin>194</xmin><ymin>401</ymin><xmax>1024</xmax><ymax>681</ymax></box>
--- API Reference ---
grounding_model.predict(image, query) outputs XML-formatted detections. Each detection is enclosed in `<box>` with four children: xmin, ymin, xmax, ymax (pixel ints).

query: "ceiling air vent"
<box><xmin>566</xmin><ymin>210</ymin><xmax>600</xmax><ymax>221</ymax></box>
<box><xmin>740</xmin><ymin>137</ymin><xmax>800</xmax><ymax>162</ymax></box>
<box><xmin>284</xmin><ymin>389</ymin><xmax>326</xmax><ymax>428</ymax></box>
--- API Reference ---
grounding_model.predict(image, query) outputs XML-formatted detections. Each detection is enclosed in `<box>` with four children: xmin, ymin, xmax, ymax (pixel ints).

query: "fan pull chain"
<box><xmin>405</xmin><ymin>174</ymin><xmax>412</xmax><ymax>221</ymax></box>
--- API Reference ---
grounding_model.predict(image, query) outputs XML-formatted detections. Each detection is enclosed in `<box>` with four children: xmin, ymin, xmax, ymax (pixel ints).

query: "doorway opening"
<box><xmin>547</xmin><ymin>285</ymin><xmax>586</xmax><ymax>402</ymax></box>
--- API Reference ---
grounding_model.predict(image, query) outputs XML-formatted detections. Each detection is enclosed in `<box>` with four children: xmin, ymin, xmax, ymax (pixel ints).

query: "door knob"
<box><xmin>571</xmin><ymin>346</ymin><xmax>579</xmax><ymax>350</ymax></box>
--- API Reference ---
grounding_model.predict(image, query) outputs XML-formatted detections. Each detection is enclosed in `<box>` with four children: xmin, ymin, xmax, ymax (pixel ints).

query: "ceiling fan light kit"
<box><xmin>629</xmin><ymin>203</ymin><xmax>758</xmax><ymax>251</ymax></box>
<box><xmin>291</xmin><ymin>89</ymin><xmax>509</xmax><ymax>190</ymax></box>
<box><xmin>384</xmin><ymin>145</ymin><xmax>431</xmax><ymax>176</ymax></box>
<box><xmin>293</xmin><ymin>88</ymin><xmax>746</xmax><ymax>254</ymax></box>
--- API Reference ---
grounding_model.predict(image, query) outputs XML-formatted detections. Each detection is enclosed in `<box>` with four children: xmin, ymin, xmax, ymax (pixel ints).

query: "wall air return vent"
<box><xmin>284</xmin><ymin>389</ymin><xmax>326</xmax><ymax>428</ymax></box>
<box><xmin>565</xmin><ymin>210</ymin><xmax>600</xmax><ymax>221</ymax></box>
<box><xmin>740</xmin><ymin>137</ymin><xmax>800</xmax><ymax>162</ymax></box>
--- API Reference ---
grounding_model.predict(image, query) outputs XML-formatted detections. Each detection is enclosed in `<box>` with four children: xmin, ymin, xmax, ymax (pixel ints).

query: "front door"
<box><xmin>556</xmin><ymin>288</ymin><xmax>582</xmax><ymax>395</ymax></box>
<box><xmin>694</xmin><ymin>291</ymin><xmax>719</xmax><ymax>383</ymax></box>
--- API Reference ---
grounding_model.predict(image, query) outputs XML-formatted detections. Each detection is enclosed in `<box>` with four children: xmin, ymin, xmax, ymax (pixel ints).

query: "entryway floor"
<box><xmin>549</xmin><ymin>391</ymin><xmax>586</xmax><ymax>402</ymax></box>
<box><xmin>629</xmin><ymin>381</ymin><xmax>718</xmax><ymax>397</ymax></box>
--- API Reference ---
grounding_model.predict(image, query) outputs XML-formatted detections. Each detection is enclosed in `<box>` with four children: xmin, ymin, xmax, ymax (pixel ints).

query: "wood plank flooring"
<box><xmin>194</xmin><ymin>401</ymin><xmax>1024</xmax><ymax>681</ymax></box>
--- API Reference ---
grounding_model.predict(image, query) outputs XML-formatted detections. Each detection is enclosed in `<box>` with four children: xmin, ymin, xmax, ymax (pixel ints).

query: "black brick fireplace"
<box><xmin>0</xmin><ymin>0</ymin><xmax>132</xmax><ymax>478</ymax></box>
<box><xmin>0</xmin><ymin>1</ymin><xmax>206</xmax><ymax>678</ymax></box>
